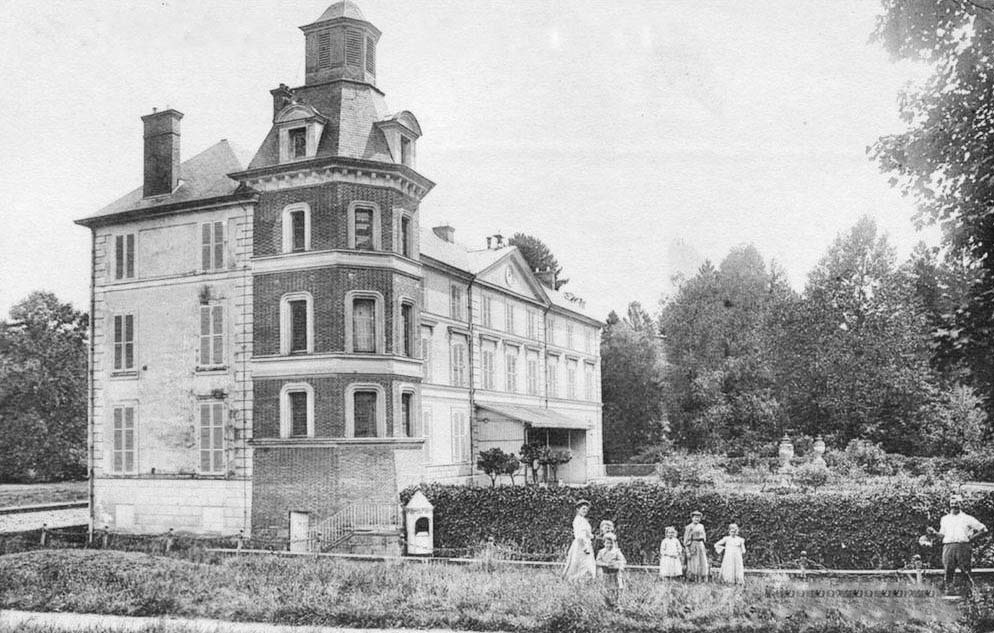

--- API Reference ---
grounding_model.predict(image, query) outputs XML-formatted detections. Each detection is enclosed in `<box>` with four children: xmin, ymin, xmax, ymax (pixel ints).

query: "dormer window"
<box><xmin>400</xmin><ymin>137</ymin><xmax>413</xmax><ymax>167</ymax></box>
<box><xmin>289</xmin><ymin>127</ymin><xmax>307</xmax><ymax>159</ymax></box>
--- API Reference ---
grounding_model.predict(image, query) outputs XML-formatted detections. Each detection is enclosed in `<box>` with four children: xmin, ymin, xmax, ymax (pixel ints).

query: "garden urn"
<box><xmin>778</xmin><ymin>434</ymin><xmax>795</xmax><ymax>470</ymax></box>
<box><xmin>812</xmin><ymin>435</ymin><xmax>826</xmax><ymax>466</ymax></box>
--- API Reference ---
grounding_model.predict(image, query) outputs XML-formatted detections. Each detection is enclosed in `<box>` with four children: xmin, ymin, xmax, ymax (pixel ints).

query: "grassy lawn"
<box><xmin>0</xmin><ymin>481</ymin><xmax>87</xmax><ymax>508</ymax></box>
<box><xmin>0</xmin><ymin>549</ymin><xmax>979</xmax><ymax>633</ymax></box>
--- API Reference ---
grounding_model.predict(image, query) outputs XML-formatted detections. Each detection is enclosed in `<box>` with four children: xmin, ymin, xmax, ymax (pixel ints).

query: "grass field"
<box><xmin>0</xmin><ymin>549</ymin><xmax>979</xmax><ymax>633</ymax></box>
<box><xmin>0</xmin><ymin>481</ymin><xmax>87</xmax><ymax>508</ymax></box>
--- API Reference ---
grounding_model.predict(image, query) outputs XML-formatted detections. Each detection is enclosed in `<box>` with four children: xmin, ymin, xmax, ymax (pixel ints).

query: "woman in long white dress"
<box><xmin>562</xmin><ymin>499</ymin><xmax>596</xmax><ymax>581</ymax></box>
<box><xmin>714</xmin><ymin>523</ymin><xmax>746</xmax><ymax>584</ymax></box>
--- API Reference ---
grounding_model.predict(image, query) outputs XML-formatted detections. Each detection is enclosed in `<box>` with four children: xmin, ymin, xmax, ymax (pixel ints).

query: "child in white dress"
<box><xmin>659</xmin><ymin>526</ymin><xmax>684</xmax><ymax>578</ymax></box>
<box><xmin>714</xmin><ymin>523</ymin><xmax>746</xmax><ymax>584</ymax></box>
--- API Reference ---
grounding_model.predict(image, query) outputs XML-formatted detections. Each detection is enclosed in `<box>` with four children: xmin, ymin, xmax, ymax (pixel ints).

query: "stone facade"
<box><xmin>77</xmin><ymin>1</ymin><xmax>603</xmax><ymax>541</ymax></box>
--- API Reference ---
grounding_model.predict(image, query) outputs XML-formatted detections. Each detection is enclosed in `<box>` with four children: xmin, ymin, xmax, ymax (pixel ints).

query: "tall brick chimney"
<box><xmin>141</xmin><ymin>108</ymin><xmax>183</xmax><ymax>197</ymax></box>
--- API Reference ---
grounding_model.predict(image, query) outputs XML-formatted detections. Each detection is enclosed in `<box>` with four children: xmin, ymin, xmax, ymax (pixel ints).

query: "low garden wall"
<box><xmin>403</xmin><ymin>483</ymin><xmax>994</xmax><ymax>569</ymax></box>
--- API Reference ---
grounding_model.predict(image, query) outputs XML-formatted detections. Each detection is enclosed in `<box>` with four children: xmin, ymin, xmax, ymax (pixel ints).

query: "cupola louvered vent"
<box><xmin>346</xmin><ymin>30</ymin><xmax>362</xmax><ymax>66</ymax></box>
<box><xmin>365</xmin><ymin>36</ymin><xmax>375</xmax><ymax>74</ymax></box>
<box><xmin>318</xmin><ymin>31</ymin><xmax>331</xmax><ymax>67</ymax></box>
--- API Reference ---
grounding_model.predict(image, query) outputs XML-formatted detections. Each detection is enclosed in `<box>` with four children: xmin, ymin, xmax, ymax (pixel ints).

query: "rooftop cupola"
<box><xmin>300</xmin><ymin>1</ymin><xmax>381</xmax><ymax>87</ymax></box>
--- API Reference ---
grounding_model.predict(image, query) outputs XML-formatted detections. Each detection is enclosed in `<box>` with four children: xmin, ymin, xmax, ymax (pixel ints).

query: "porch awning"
<box><xmin>476</xmin><ymin>403</ymin><xmax>591</xmax><ymax>430</ymax></box>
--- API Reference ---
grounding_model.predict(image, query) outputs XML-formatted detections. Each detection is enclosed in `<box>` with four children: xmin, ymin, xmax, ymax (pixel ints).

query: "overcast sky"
<box><xmin>0</xmin><ymin>0</ymin><xmax>934</xmax><ymax>320</ymax></box>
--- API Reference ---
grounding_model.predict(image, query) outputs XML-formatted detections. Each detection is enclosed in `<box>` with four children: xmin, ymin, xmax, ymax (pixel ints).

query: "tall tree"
<box><xmin>600</xmin><ymin>304</ymin><xmax>667</xmax><ymax>463</ymax></box>
<box><xmin>508</xmin><ymin>233</ymin><xmax>569</xmax><ymax>289</ymax></box>
<box><xmin>782</xmin><ymin>218</ymin><xmax>939</xmax><ymax>452</ymax></box>
<box><xmin>872</xmin><ymin>0</ymin><xmax>994</xmax><ymax>414</ymax></box>
<box><xmin>0</xmin><ymin>292</ymin><xmax>88</xmax><ymax>481</ymax></box>
<box><xmin>660</xmin><ymin>248</ymin><xmax>794</xmax><ymax>451</ymax></box>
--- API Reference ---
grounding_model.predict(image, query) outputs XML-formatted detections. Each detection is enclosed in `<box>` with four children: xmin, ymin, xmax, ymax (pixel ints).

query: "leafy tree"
<box><xmin>782</xmin><ymin>218</ymin><xmax>939</xmax><ymax>453</ymax></box>
<box><xmin>0</xmin><ymin>291</ymin><xmax>88</xmax><ymax>481</ymax></box>
<box><xmin>872</xmin><ymin>0</ymin><xmax>994</xmax><ymax>415</ymax></box>
<box><xmin>508</xmin><ymin>233</ymin><xmax>568</xmax><ymax>289</ymax></box>
<box><xmin>660</xmin><ymin>247</ymin><xmax>794</xmax><ymax>451</ymax></box>
<box><xmin>920</xmin><ymin>384</ymin><xmax>989</xmax><ymax>457</ymax></box>
<box><xmin>476</xmin><ymin>448</ymin><xmax>512</xmax><ymax>487</ymax></box>
<box><xmin>600</xmin><ymin>303</ymin><xmax>668</xmax><ymax>462</ymax></box>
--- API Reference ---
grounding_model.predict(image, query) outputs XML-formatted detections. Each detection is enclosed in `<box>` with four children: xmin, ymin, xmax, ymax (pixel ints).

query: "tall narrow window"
<box><xmin>400</xmin><ymin>216</ymin><xmax>412</xmax><ymax>257</ymax></box>
<box><xmin>354</xmin><ymin>208</ymin><xmax>374</xmax><ymax>250</ymax></box>
<box><xmin>567</xmin><ymin>360</ymin><xmax>578</xmax><ymax>400</ymax></box>
<box><xmin>450</xmin><ymin>410</ymin><xmax>468</xmax><ymax>463</ymax></box>
<box><xmin>482</xmin><ymin>349</ymin><xmax>495</xmax><ymax>390</ymax></box>
<box><xmin>199</xmin><ymin>304</ymin><xmax>224</xmax><ymax>367</ymax></box>
<box><xmin>115</xmin><ymin>234</ymin><xmax>135</xmax><ymax>280</ymax></box>
<box><xmin>401</xmin><ymin>303</ymin><xmax>413</xmax><ymax>357</ymax></box>
<box><xmin>112</xmin><ymin>406</ymin><xmax>136</xmax><ymax>473</ymax></box>
<box><xmin>450</xmin><ymin>285</ymin><xmax>463</xmax><ymax>320</ymax></box>
<box><xmin>365</xmin><ymin>36</ymin><xmax>376</xmax><ymax>74</ymax></box>
<box><xmin>290</xmin><ymin>211</ymin><xmax>306</xmax><ymax>252</ymax></box>
<box><xmin>505</xmin><ymin>352</ymin><xmax>518</xmax><ymax>393</ymax></box>
<box><xmin>505</xmin><ymin>302</ymin><xmax>515</xmax><ymax>333</ymax></box>
<box><xmin>400</xmin><ymin>136</ymin><xmax>412</xmax><ymax>166</ymax></box>
<box><xmin>113</xmin><ymin>314</ymin><xmax>135</xmax><ymax>371</ymax></box>
<box><xmin>481</xmin><ymin>294</ymin><xmax>493</xmax><ymax>328</ymax></box>
<box><xmin>547</xmin><ymin>357</ymin><xmax>559</xmax><ymax>398</ymax></box>
<box><xmin>421</xmin><ymin>331</ymin><xmax>433</xmax><ymax>382</ymax></box>
<box><xmin>200</xmin><ymin>401</ymin><xmax>225</xmax><ymax>473</ymax></box>
<box><xmin>346</xmin><ymin>30</ymin><xmax>362</xmax><ymax>66</ymax></box>
<box><xmin>289</xmin><ymin>127</ymin><xmax>307</xmax><ymax>159</ymax></box>
<box><xmin>401</xmin><ymin>392</ymin><xmax>413</xmax><ymax>437</ymax></box>
<box><xmin>201</xmin><ymin>221</ymin><xmax>225</xmax><ymax>271</ymax></box>
<box><xmin>566</xmin><ymin>323</ymin><xmax>575</xmax><ymax>349</ymax></box>
<box><xmin>353</xmin><ymin>390</ymin><xmax>378</xmax><ymax>437</ymax></box>
<box><xmin>450</xmin><ymin>338</ymin><xmax>467</xmax><ymax>387</ymax></box>
<box><xmin>585</xmin><ymin>363</ymin><xmax>595</xmax><ymax>401</ymax></box>
<box><xmin>289</xmin><ymin>299</ymin><xmax>308</xmax><ymax>353</ymax></box>
<box><xmin>353</xmin><ymin>299</ymin><xmax>376</xmax><ymax>353</ymax></box>
<box><xmin>318</xmin><ymin>31</ymin><xmax>331</xmax><ymax>67</ymax></box>
<box><xmin>289</xmin><ymin>391</ymin><xmax>309</xmax><ymax>437</ymax></box>
<box><xmin>527</xmin><ymin>310</ymin><xmax>537</xmax><ymax>339</ymax></box>
<box><xmin>422</xmin><ymin>407</ymin><xmax>433</xmax><ymax>462</ymax></box>
<box><xmin>546</xmin><ymin>317</ymin><xmax>556</xmax><ymax>345</ymax></box>
<box><xmin>526</xmin><ymin>358</ymin><xmax>538</xmax><ymax>395</ymax></box>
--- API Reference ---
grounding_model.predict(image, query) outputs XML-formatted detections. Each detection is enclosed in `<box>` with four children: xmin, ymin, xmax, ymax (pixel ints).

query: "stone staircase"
<box><xmin>307</xmin><ymin>503</ymin><xmax>402</xmax><ymax>555</ymax></box>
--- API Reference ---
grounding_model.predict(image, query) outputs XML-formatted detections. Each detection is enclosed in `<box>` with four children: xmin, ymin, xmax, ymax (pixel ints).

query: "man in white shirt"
<box><xmin>928</xmin><ymin>495</ymin><xmax>988</xmax><ymax>593</ymax></box>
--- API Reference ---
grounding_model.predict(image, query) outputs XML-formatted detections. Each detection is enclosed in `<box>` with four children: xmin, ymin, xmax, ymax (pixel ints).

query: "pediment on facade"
<box><xmin>275</xmin><ymin>103</ymin><xmax>327</xmax><ymax>124</ymax></box>
<box><xmin>476</xmin><ymin>249</ymin><xmax>550</xmax><ymax>304</ymax></box>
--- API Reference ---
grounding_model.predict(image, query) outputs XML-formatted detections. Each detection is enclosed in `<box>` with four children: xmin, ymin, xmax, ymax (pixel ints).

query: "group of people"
<box><xmin>561</xmin><ymin>500</ymin><xmax>747</xmax><ymax>601</ymax></box>
<box><xmin>562</xmin><ymin>494</ymin><xmax>990</xmax><ymax>599</ymax></box>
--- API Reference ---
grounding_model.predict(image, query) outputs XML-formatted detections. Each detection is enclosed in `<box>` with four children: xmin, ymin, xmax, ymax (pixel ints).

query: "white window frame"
<box><xmin>114</xmin><ymin>233</ymin><xmax>136</xmax><ymax>280</ymax></box>
<box><xmin>450</xmin><ymin>408</ymin><xmax>469</xmax><ymax>464</ymax></box>
<box><xmin>482</xmin><ymin>347</ymin><xmax>495</xmax><ymax>390</ymax></box>
<box><xmin>585</xmin><ymin>362</ymin><xmax>596</xmax><ymax>401</ymax></box>
<box><xmin>395</xmin><ymin>383</ymin><xmax>418</xmax><ymax>438</ymax></box>
<box><xmin>567</xmin><ymin>359</ymin><xmax>578</xmax><ymax>400</ymax></box>
<box><xmin>347</xmin><ymin>201</ymin><xmax>382</xmax><ymax>251</ymax></box>
<box><xmin>281</xmin><ymin>202</ymin><xmax>312</xmax><ymax>253</ymax></box>
<box><xmin>505</xmin><ymin>300</ymin><xmax>515</xmax><ymax>333</ymax></box>
<box><xmin>505</xmin><ymin>347</ymin><xmax>518</xmax><ymax>393</ymax></box>
<box><xmin>450</xmin><ymin>285</ymin><xmax>464</xmax><ymax>320</ymax></box>
<box><xmin>199</xmin><ymin>400</ymin><xmax>226</xmax><ymax>474</ymax></box>
<box><xmin>201</xmin><ymin>221</ymin><xmax>226</xmax><ymax>271</ymax></box>
<box><xmin>280</xmin><ymin>292</ymin><xmax>314</xmax><ymax>355</ymax></box>
<box><xmin>345</xmin><ymin>382</ymin><xmax>387</xmax><ymax>438</ymax></box>
<box><xmin>394</xmin><ymin>209</ymin><xmax>416</xmax><ymax>258</ymax></box>
<box><xmin>546</xmin><ymin>317</ymin><xmax>556</xmax><ymax>346</ymax></box>
<box><xmin>526</xmin><ymin>356</ymin><xmax>538</xmax><ymax>395</ymax></box>
<box><xmin>344</xmin><ymin>290</ymin><xmax>385</xmax><ymax>354</ymax></box>
<box><xmin>112</xmin><ymin>313</ymin><xmax>137</xmax><ymax>373</ymax></box>
<box><xmin>547</xmin><ymin>355</ymin><xmax>559</xmax><ymax>398</ymax></box>
<box><xmin>198</xmin><ymin>303</ymin><xmax>225</xmax><ymax>368</ymax></box>
<box><xmin>481</xmin><ymin>293</ymin><xmax>493</xmax><ymax>328</ymax></box>
<box><xmin>396</xmin><ymin>297</ymin><xmax>417</xmax><ymax>358</ymax></box>
<box><xmin>280</xmin><ymin>382</ymin><xmax>315</xmax><ymax>438</ymax></box>
<box><xmin>566</xmin><ymin>322</ymin><xmax>574</xmax><ymax>350</ymax></box>
<box><xmin>422</xmin><ymin>406</ymin><xmax>433</xmax><ymax>463</ymax></box>
<box><xmin>450</xmin><ymin>336</ymin><xmax>468</xmax><ymax>387</ymax></box>
<box><xmin>110</xmin><ymin>403</ymin><xmax>137</xmax><ymax>474</ymax></box>
<box><xmin>527</xmin><ymin>309</ymin><xmax>537</xmax><ymax>340</ymax></box>
<box><xmin>421</xmin><ymin>327</ymin><xmax>433</xmax><ymax>382</ymax></box>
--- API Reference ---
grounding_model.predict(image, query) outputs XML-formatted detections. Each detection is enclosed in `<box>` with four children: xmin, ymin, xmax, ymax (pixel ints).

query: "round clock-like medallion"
<box><xmin>505</xmin><ymin>266</ymin><xmax>515</xmax><ymax>285</ymax></box>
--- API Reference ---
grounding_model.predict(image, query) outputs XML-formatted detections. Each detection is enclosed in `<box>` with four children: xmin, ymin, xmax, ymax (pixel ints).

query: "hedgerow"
<box><xmin>402</xmin><ymin>483</ymin><xmax>994</xmax><ymax>569</ymax></box>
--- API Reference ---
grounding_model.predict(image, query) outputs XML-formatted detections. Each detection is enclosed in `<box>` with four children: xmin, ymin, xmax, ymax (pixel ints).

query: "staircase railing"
<box><xmin>307</xmin><ymin>503</ymin><xmax>401</xmax><ymax>551</ymax></box>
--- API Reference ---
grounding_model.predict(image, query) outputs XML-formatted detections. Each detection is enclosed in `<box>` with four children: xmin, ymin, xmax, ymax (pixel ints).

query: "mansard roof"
<box><xmin>77</xmin><ymin>140</ymin><xmax>251</xmax><ymax>226</ymax></box>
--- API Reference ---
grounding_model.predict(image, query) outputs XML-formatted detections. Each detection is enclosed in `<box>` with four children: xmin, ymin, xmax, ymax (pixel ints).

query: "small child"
<box><xmin>596</xmin><ymin>533</ymin><xmax>627</xmax><ymax>606</ymax></box>
<box><xmin>714</xmin><ymin>523</ymin><xmax>746</xmax><ymax>585</ymax></box>
<box><xmin>659</xmin><ymin>526</ymin><xmax>684</xmax><ymax>578</ymax></box>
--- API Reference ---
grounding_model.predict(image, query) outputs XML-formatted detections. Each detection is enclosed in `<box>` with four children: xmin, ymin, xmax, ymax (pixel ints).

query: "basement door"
<box><xmin>289</xmin><ymin>511</ymin><xmax>309</xmax><ymax>553</ymax></box>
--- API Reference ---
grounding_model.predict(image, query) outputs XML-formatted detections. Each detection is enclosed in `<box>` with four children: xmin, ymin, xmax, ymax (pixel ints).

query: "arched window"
<box><xmin>348</xmin><ymin>201</ymin><xmax>382</xmax><ymax>251</ymax></box>
<box><xmin>345</xmin><ymin>383</ymin><xmax>387</xmax><ymax>438</ymax></box>
<box><xmin>280</xmin><ymin>382</ymin><xmax>315</xmax><ymax>438</ymax></box>
<box><xmin>344</xmin><ymin>290</ymin><xmax>385</xmax><ymax>354</ymax></box>
<box><xmin>280</xmin><ymin>292</ymin><xmax>313</xmax><ymax>355</ymax></box>
<box><xmin>281</xmin><ymin>203</ymin><xmax>311</xmax><ymax>253</ymax></box>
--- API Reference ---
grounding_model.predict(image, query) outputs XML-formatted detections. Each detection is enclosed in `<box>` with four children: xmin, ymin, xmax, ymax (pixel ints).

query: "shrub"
<box><xmin>655</xmin><ymin>451</ymin><xmax>725</xmax><ymax>488</ymax></box>
<box><xmin>403</xmin><ymin>482</ymin><xmax>994</xmax><ymax>570</ymax></box>
<box><xmin>792</xmin><ymin>462</ymin><xmax>832</xmax><ymax>491</ymax></box>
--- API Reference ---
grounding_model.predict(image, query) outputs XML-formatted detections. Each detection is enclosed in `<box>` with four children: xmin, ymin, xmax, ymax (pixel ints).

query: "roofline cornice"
<box><xmin>74</xmin><ymin>192</ymin><xmax>259</xmax><ymax>229</ymax></box>
<box><xmin>230</xmin><ymin>156</ymin><xmax>434</xmax><ymax>200</ymax></box>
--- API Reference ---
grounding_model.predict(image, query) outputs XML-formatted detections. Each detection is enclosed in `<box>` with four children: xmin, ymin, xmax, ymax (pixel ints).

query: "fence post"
<box><xmin>39</xmin><ymin>524</ymin><xmax>48</xmax><ymax>547</ymax></box>
<box><xmin>236</xmin><ymin>529</ymin><xmax>245</xmax><ymax>551</ymax></box>
<box><xmin>799</xmin><ymin>550</ymin><xmax>808</xmax><ymax>581</ymax></box>
<box><xmin>101</xmin><ymin>525</ymin><xmax>111</xmax><ymax>549</ymax></box>
<box><xmin>912</xmin><ymin>554</ymin><xmax>923</xmax><ymax>585</ymax></box>
<box><xmin>164</xmin><ymin>528</ymin><xmax>175</xmax><ymax>554</ymax></box>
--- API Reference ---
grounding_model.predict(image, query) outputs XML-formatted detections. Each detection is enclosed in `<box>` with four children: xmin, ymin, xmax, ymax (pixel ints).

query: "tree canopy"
<box><xmin>508</xmin><ymin>233</ymin><xmax>569</xmax><ymax>289</ymax></box>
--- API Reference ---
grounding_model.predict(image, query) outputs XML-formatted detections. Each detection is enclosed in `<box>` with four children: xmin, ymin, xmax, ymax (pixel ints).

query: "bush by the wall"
<box><xmin>402</xmin><ymin>482</ymin><xmax>994</xmax><ymax>570</ymax></box>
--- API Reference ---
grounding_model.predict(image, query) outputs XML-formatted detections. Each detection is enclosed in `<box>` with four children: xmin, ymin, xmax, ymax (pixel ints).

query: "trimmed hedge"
<box><xmin>403</xmin><ymin>483</ymin><xmax>994</xmax><ymax>569</ymax></box>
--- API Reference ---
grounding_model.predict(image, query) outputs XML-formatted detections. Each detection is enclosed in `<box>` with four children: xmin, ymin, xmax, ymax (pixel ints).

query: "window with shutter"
<box><xmin>354</xmin><ymin>208</ymin><xmax>374</xmax><ymax>250</ymax></box>
<box><xmin>200</xmin><ymin>402</ymin><xmax>225</xmax><ymax>473</ymax></box>
<box><xmin>318</xmin><ymin>31</ymin><xmax>331</xmax><ymax>67</ymax></box>
<box><xmin>346</xmin><ymin>30</ymin><xmax>362</xmax><ymax>66</ymax></box>
<box><xmin>353</xmin><ymin>390</ymin><xmax>377</xmax><ymax>437</ymax></box>
<box><xmin>353</xmin><ymin>299</ymin><xmax>376</xmax><ymax>353</ymax></box>
<box><xmin>365</xmin><ymin>36</ymin><xmax>375</xmax><ymax>74</ymax></box>
<box><xmin>202</xmin><ymin>221</ymin><xmax>225</xmax><ymax>271</ymax></box>
<box><xmin>115</xmin><ymin>234</ymin><xmax>135</xmax><ymax>280</ymax></box>
<box><xmin>112</xmin><ymin>406</ymin><xmax>136</xmax><ymax>473</ymax></box>
<box><xmin>113</xmin><ymin>314</ymin><xmax>135</xmax><ymax>371</ymax></box>
<box><xmin>505</xmin><ymin>353</ymin><xmax>517</xmax><ymax>393</ymax></box>
<box><xmin>199</xmin><ymin>305</ymin><xmax>224</xmax><ymax>367</ymax></box>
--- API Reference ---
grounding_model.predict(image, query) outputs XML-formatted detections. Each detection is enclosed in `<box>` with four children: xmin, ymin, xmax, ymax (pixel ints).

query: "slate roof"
<box><xmin>245</xmin><ymin>83</ymin><xmax>394</xmax><ymax>171</ymax></box>
<box><xmin>78</xmin><ymin>140</ymin><xmax>246</xmax><ymax>224</ymax></box>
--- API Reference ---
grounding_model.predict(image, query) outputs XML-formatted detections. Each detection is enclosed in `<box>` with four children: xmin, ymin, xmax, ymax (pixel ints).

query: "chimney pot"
<box><xmin>141</xmin><ymin>108</ymin><xmax>184</xmax><ymax>198</ymax></box>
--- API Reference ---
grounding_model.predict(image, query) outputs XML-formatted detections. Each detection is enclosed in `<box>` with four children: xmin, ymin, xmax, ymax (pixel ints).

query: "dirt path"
<box><xmin>0</xmin><ymin>610</ymin><xmax>473</xmax><ymax>633</ymax></box>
